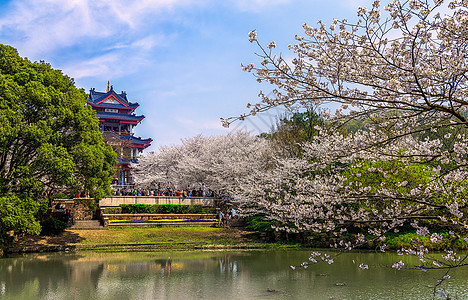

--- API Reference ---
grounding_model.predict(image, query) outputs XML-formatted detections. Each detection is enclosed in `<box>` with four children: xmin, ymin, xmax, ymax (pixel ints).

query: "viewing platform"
<box><xmin>99</xmin><ymin>196</ymin><xmax>215</xmax><ymax>207</ymax></box>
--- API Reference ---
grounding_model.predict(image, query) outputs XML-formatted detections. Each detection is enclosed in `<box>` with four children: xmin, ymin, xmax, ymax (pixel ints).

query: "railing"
<box><xmin>111</xmin><ymin>184</ymin><xmax>135</xmax><ymax>190</ymax></box>
<box><xmin>102</xmin><ymin>131</ymin><xmax>134</xmax><ymax>136</ymax></box>
<box><xmin>99</xmin><ymin>196</ymin><xmax>216</xmax><ymax>207</ymax></box>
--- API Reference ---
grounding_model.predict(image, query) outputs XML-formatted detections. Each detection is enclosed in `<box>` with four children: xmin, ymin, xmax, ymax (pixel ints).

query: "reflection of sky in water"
<box><xmin>0</xmin><ymin>251</ymin><xmax>467</xmax><ymax>299</ymax></box>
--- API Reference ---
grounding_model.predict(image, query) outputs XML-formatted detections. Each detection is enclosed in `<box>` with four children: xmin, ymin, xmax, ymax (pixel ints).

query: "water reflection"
<box><xmin>0</xmin><ymin>250</ymin><xmax>467</xmax><ymax>299</ymax></box>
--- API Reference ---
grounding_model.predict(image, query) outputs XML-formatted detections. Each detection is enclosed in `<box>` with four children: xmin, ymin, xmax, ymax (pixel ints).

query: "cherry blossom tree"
<box><xmin>224</xmin><ymin>0</ymin><xmax>468</xmax><ymax>292</ymax></box>
<box><xmin>131</xmin><ymin>131</ymin><xmax>273</xmax><ymax>195</ymax></box>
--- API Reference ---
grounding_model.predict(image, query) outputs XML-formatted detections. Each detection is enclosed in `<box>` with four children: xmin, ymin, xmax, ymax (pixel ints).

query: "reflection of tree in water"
<box><xmin>154</xmin><ymin>259</ymin><xmax>172</xmax><ymax>276</ymax></box>
<box><xmin>0</xmin><ymin>254</ymin><xmax>104</xmax><ymax>298</ymax></box>
<box><xmin>0</xmin><ymin>252</ymin><xmax>278</xmax><ymax>297</ymax></box>
<box><xmin>0</xmin><ymin>255</ymin><xmax>71</xmax><ymax>296</ymax></box>
<box><xmin>0</xmin><ymin>251</ymin><xmax>304</xmax><ymax>300</ymax></box>
<box><xmin>2</xmin><ymin>251</ymin><xmax>466</xmax><ymax>299</ymax></box>
<box><xmin>217</xmin><ymin>254</ymin><xmax>240</xmax><ymax>279</ymax></box>
<box><xmin>68</xmin><ymin>261</ymin><xmax>104</xmax><ymax>299</ymax></box>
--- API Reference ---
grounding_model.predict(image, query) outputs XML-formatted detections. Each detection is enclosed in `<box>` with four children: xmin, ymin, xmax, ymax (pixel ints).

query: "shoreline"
<box><xmin>4</xmin><ymin>227</ymin><xmax>301</xmax><ymax>255</ymax></box>
<box><xmin>5</xmin><ymin>227</ymin><xmax>467</xmax><ymax>256</ymax></box>
<box><xmin>6</xmin><ymin>242</ymin><xmax>291</xmax><ymax>255</ymax></box>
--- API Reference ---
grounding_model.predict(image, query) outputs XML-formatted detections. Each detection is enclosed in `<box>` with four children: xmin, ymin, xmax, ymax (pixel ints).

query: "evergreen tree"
<box><xmin>0</xmin><ymin>44</ymin><xmax>116</xmax><ymax>244</ymax></box>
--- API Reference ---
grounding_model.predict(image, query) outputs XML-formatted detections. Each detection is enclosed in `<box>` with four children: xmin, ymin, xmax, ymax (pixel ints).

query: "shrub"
<box><xmin>161</xmin><ymin>204</ymin><xmax>187</xmax><ymax>214</ymax></box>
<box><xmin>187</xmin><ymin>205</ymin><xmax>203</xmax><ymax>214</ymax></box>
<box><xmin>120</xmin><ymin>204</ymin><xmax>149</xmax><ymax>213</ymax></box>
<box><xmin>51</xmin><ymin>193</ymin><xmax>70</xmax><ymax>199</ymax></box>
<box><xmin>245</xmin><ymin>215</ymin><xmax>275</xmax><ymax>232</ymax></box>
<box><xmin>79</xmin><ymin>198</ymin><xmax>99</xmax><ymax>211</ymax></box>
<box><xmin>120</xmin><ymin>204</ymin><xmax>131</xmax><ymax>213</ymax></box>
<box><xmin>40</xmin><ymin>218</ymin><xmax>68</xmax><ymax>236</ymax></box>
<box><xmin>102</xmin><ymin>207</ymin><xmax>122</xmax><ymax>214</ymax></box>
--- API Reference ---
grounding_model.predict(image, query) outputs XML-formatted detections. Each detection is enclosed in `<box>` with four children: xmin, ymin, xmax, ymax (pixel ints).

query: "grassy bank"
<box><xmin>7</xmin><ymin>227</ymin><xmax>301</xmax><ymax>253</ymax></box>
<box><xmin>74</xmin><ymin>227</ymin><xmax>258</xmax><ymax>249</ymax></box>
<box><xmin>10</xmin><ymin>226</ymin><xmax>464</xmax><ymax>254</ymax></box>
<box><xmin>382</xmin><ymin>232</ymin><xmax>468</xmax><ymax>251</ymax></box>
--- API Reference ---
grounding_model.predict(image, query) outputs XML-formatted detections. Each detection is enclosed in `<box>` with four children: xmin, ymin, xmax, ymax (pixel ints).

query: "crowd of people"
<box><xmin>113</xmin><ymin>187</ymin><xmax>217</xmax><ymax>198</ymax></box>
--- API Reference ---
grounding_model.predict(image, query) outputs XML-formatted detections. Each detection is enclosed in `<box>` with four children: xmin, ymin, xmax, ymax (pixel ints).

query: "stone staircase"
<box><xmin>69</xmin><ymin>220</ymin><xmax>105</xmax><ymax>230</ymax></box>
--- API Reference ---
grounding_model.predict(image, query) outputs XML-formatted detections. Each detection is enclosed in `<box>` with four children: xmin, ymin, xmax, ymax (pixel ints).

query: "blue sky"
<box><xmin>0</xmin><ymin>0</ymin><xmax>369</xmax><ymax>150</ymax></box>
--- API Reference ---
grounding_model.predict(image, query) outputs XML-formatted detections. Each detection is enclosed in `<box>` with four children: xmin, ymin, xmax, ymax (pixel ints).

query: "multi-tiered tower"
<box><xmin>87</xmin><ymin>83</ymin><xmax>152</xmax><ymax>186</ymax></box>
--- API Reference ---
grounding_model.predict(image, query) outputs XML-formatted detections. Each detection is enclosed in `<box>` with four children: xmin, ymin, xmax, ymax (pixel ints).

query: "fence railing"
<box><xmin>111</xmin><ymin>184</ymin><xmax>135</xmax><ymax>190</ymax></box>
<box><xmin>99</xmin><ymin>196</ymin><xmax>216</xmax><ymax>207</ymax></box>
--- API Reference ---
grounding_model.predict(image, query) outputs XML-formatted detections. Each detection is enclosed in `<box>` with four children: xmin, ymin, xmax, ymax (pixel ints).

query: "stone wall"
<box><xmin>54</xmin><ymin>198</ymin><xmax>98</xmax><ymax>221</ymax></box>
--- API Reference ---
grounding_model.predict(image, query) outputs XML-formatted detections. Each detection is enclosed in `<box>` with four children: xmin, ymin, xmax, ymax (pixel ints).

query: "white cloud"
<box><xmin>61</xmin><ymin>45</ymin><xmax>156</xmax><ymax>80</ymax></box>
<box><xmin>102</xmin><ymin>34</ymin><xmax>172</xmax><ymax>52</ymax></box>
<box><xmin>0</xmin><ymin>0</ymin><xmax>351</xmax><ymax>149</ymax></box>
<box><xmin>0</xmin><ymin>0</ymin><xmax>305</xmax><ymax>59</ymax></box>
<box><xmin>1</xmin><ymin>0</ymin><xmax>108</xmax><ymax>56</ymax></box>
<box><xmin>61</xmin><ymin>52</ymin><xmax>121</xmax><ymax>79</ymax></box>
<box><xmin>130</xmin><ymin>35</ymin><xmax>168</xmax><ymax>50</ymax></box>
<box><xmin>0</xmin><ymin>0</ymin><xmax>199</xmax><ymax>57</ymax></box>
<box><xmin>229</xmin><ymin>0</ymin><xmax>292</xmax><ymax>11</ymax></box>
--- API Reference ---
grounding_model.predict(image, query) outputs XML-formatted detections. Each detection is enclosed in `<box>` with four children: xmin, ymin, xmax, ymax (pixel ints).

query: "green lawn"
<box><xmin>70</xmin><ymin>227</ymin><xmax>253</xmax><ymax>246</ymax></box>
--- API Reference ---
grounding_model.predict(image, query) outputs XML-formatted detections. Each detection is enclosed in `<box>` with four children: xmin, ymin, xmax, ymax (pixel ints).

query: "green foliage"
<box><xmin>383</xmin><ymin>232</ymin><xmax>468</xmax><ymax>251</ymax></box>
<box><xmin>344</xmin><ymin>160</ymin><xmax>434</xmax><ymax>196</ymax></box>
<box><xmin>118</xmin><ymin>204</ymin><xmax>206</xmax><ymax>214</ymax></box>
<box><xmin>0</xmin><ymin>194</ymin><xmax>44</xmax><ymax>237</ymax></box>
<box><xmin>245</xmin><ymin>215</ymin><xmax>275</xmax><ymax>232</ymax></box>
<box><xmin>102</xmin><ymin>207</ymin><xmax>122</xmax><ymax>214</ymax></box>
<box><xmin>40</xmin><ymin>218</ymin><xmax>68</xmax><ymax>236</ymax></box>
<box><xmin>0</xmin><ymin>44</ymin><xmax>116</xmax><ymax>243</ymax></box>
<box><xmin>51</xmin><ymin>192</ymin><xmax>70</xmax><ymax>199</ymax></box>
<box><xmin>163</xmin><ymin>204</ymin><xmax>188</xmax><ymax>214</ymax></box>
<box><xmin>120</xmin><ymin>204</ymin><xmax>149</xmax><ymax>214</ymax></box>
<box><xmin>79</xmin><ymin>198</ymin><xmax>98</xmax><ymax>212</ymax></box>
<box><xmin>267</xmin><ymin>109</ymin><xmax>323</xmax><ymax>156</ymax></box>
<box><xmin>338</xmin><ymin>118</ymin><xmax>367</xmax><ymax>135</ymax></box>
<box><xmin>187</xmin><ymin>205</ymin><xmax>203</xmax><ymax>214</ymax></box>
<box><xmin>437</xmin><ymin>178</ymin><xmax>468</xmax><ymax>206</ymax></box>
<box><xmin>0</xmin><ymin>44</ymin><xmax>116</xmax><ymax>200</ymax></box>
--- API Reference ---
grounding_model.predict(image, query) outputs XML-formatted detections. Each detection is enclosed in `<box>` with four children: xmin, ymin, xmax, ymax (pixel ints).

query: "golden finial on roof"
<box><xmin>106</xmin><ymin>81</ymin><xmax>110</xmax><ymax>92</ymax></box>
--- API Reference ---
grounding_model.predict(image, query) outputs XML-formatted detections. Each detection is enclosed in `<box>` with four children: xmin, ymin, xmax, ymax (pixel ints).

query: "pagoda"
<box><xmin>88</xmin><ymin>82</ymin><xmax>152</xmax><ymax>186</ymax></box>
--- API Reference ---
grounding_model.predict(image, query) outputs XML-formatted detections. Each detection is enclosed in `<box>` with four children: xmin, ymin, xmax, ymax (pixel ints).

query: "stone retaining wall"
<box><xmin>54</xmin><ymin>198</ymin><xmax>98</xmax><ymax>221</ymax></box>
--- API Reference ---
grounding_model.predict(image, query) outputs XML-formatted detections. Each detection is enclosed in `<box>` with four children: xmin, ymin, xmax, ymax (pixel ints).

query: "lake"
<box><xmin>0</xmin><ymin>250</ymin><xmax>467</xmax><ymax>299</ymax></box>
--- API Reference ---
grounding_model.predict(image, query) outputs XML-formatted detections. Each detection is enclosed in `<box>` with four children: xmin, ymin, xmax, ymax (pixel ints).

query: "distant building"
<box><xmin>87</xmin><ymin>82</ymin><xmax>152</xmax><ymax>185</ymax></box>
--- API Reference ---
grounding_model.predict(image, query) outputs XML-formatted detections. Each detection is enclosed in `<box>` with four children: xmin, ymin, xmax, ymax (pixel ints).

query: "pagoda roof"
<box><xmin>88</xmin><ymin>87</ymin><xmax>139</xmax><ymax>109</ymax></box>
<box><xmin>103</xmin><ymin>131</ymin><xmax>152</xmax><ymax>149</ymax></box>
<box><xmin>117</xmin><ymin>157</ymin><xmax>138</xmax><ymax>165</ymax></box>
<box><xmin>120</xmin><ymin>135</ymin><xmax>153</xmax><ymax>145</ymax></box>
<box><xmin>96</xmin><ymin>111</ymin><xmax>145</xmax><ymax>123</ymax></box>
<box><xmin>89</xmin><ymin>101</ymin><xmax>139</xmax><ymax>110</ymax></box>
<box><xmin>120</xmin><ymin>135</ymin><xmax>152</xmax><ymax>149</ymax></box>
